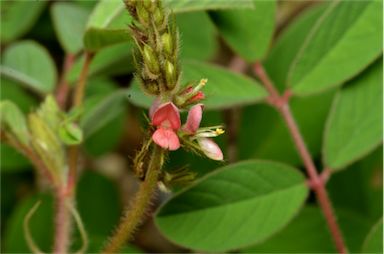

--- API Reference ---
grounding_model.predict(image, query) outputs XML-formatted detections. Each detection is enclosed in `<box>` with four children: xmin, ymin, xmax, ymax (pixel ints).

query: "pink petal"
<box><xmin>149</xmin><ymin>97</ymin><xmax>161</xmax><ymax>120</ymax></box>
<box><xmin>197</xmin><ymin>138</ymin><xmax>223</xmax><ymax>161</ymax></box>
<box><xmin>152</xmin><ymin>128</ymin><xmax>180</xmax><ymax>151</ymax></box>
<box><xmin>183</xmin><ymin>104</ymin><xmax>203</xmax><ymax>134</ymax></box>
<box><xmin>152</xmin><ymin>102</ymin><xmax>181</xmax><ymax>130</ymax></box>
<box><xmin>188</xmin><ymin>91</ymin><xmax>205</xmax><ymax>103</ymax></box>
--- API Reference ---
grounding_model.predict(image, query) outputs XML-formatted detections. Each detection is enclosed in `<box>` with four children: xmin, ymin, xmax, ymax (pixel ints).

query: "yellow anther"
<box><xmin>199</xmin><ymin>78</ymin><xmax>208</xmax><ymax>86</ymax></box>
<box><xmin>215</xmin><ymin>128</ymin><xmax>225</xmax><ymax>135</ymax></box>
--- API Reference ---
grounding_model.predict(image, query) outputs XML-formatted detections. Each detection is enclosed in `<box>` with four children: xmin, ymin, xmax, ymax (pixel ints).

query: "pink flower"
<box><xmin>182</xmin><ymin>104</ymin><xmax>224</xmax><ymax>161</ymax></box>
<box><xmin>151</xmin><ymin>102</ymin><xmax>181</xmax><ymax>150</ymax></box>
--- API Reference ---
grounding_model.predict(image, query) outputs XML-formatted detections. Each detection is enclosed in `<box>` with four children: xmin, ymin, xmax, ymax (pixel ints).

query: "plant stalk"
<box><xmin>53</xmin><ymin>189</ymin><xmax>73</xmax><ymax>254</ymax></box>
<box><xmin>102</xmin><ymin>145</ymin><xmax>164</xmax><ymax>253</ymax></box>
<box><xmin>253</xmin><ymin>62</ymin><xmax>347</xmax><ymax>254</ymax></box>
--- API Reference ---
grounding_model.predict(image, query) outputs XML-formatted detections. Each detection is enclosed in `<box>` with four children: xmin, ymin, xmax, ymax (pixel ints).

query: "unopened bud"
<box><xmin>143</xmin><ymin>45</ymin><xmax>160</xmax><ymax>74</ymax></box>
<box><xmin>146</xmin><ymin>81</ymin><xmax>160</xmax><ymax>95</ymax></box>
<box><xmin>164</xmin><ymin>60</ymin><xmax>177</xmax><ymax>90</ymax></box>
<box><xmin>153</xmin><ymin>8</ymin><xmax>164</xmax><ymax>26</ymax></box>
<box><xmin>161</xmin><ymin>33</ymin><xmax>173</xmax><ymax>56</ymax></box>
<box><xmin>58</xmin><ymin>122</ymin><xmax>83</xmax><ymax>145</ymax></box>
<box><xmin>136</xmin><ymin>4</ymin><xmax>150</xmax><ymax>25</ymax></box>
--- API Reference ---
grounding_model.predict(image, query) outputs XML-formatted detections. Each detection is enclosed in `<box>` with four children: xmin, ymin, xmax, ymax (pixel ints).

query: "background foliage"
<box><xmin>1</xmin><ymin>0</ymin><xmax>382</xmax><ymax>253</ymax></box>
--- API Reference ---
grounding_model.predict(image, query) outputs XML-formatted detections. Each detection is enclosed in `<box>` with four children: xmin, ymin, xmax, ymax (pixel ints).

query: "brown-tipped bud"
<box><xmin>143</xmin><ymin>45</ymin><xmax>160</xmax><ymax>74</ymax></box>
<box><xmin>161</xmin><ymin>33</ymin><xmax>173</xmax><ymax>56</ymax></box>
<box><xmin>146</xmin><ymin>81</ymin><xmax>160</xmax><ymax>95</ymax></box>
<box><xmin>136</xmin><ymin>3</ymin><xmax>150</xmax><ymax>25</ymax></box>
<box><xmin>153</xmin><ymin>8</ymin><xmax>164</xmax><ymax>27</ymax></box>
<box><xmin>164</xmin><ymin>60</ymin><xmax>177</xmax><ymax>90</ymax></box>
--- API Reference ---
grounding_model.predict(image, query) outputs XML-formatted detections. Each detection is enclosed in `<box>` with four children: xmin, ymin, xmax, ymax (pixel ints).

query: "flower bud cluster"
<box><xmin>125</xmin><ymin>0</ymin><xmax>180</xmax><ymax>96</ymax></box>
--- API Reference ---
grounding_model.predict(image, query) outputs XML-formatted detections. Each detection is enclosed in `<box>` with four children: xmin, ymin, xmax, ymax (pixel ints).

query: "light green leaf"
<box><xmin>155</xmin><ymin>160</ymin><xmax>308</xmax><ymax>251</ymax></box>
<box><xmin>83</xmin><ymin>0</ymin><xmax>254</xmax><ymax>51</ymax></box>
<box><xmin>362</xmin><ymin>219</ymin><xmax>383</xmax><ymax>253</ymax></box>
<box><xmin>51</xmin><ymin>2</ymin><xmax>90</xmax><ymax>53</ymax></box>
<box><xmin>209</xmin><ymin>0</ymin><xmax>276</xmax><ymax>61</ymax></box>
<box><xmin>176</xmin><ymin>12</ymin><xmax>217</xmax><ymax>61</ymax></box>
<box><xmin>165</xmin><ymin>0</ymin><xmax>254</xmax><ymax>12</ymax></box>
<box><xmin>83</xmin><ymin>0</ymin><xmax>132</xmax><ymax>51</ymax></box>
<box><xmin>265</xmin><ymin>3</ymin><xmax>327</xmax><ymax>91</ymax></box>
<box><xmin>0</xmin><ymin>101</ymin><xmax>29</xmax><ymax>145</ymax></box>
<box><xmin>128</xmin><ymin>60</ymin><xmax>267</xmax><ymax>109</ymax></box>
<box><xmin>1</xmin><ymin>1</ymin><xmax>47</xmax><ymax>43</ymax></box>
<box><xmin>323</xmin><ymin>60</ymin><xmax>382</xmax><ymax>170</ymax></box>
<box><xmin>1</xmin><ymin>41</ymin><xmax>57</xmax><ymax>94</ymax></box>
<box><xmin>288</xmin><ymin>0</ymin><xmax>382</xmax><ymax>95</ymax></box>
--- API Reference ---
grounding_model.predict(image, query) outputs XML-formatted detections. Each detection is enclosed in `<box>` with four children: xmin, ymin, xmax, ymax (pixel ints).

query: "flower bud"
<box><xmin>161</xmin><ymin>33</ymin><xmax>173</xmax><ymax>56</ymax></box>
<box><xmin>164</xmin><ymin>60</ymin><xmax>177</xmax><ymax>90</ymax></box>
<box><xmin>143</xmin><ymin>45</ymin><xmax>160</xmax><ymax>74</ymax></box>
<box><xmin>197</xmin><ymin>138</ymin><xmax>223</xmax><ymax>161</ymax></box>
<box><xmin>153</xmin><ymin>8</ymin><xmax>164</xmax><ymax>26</ymax></box>
<box><xmin>58</xmin><ymin>122</ymin><xmax>83</xmax><ymax>145</ymax></box>
<box><xmin>136</xmin><ymin>4</ymin><xmax>150</xmax><ymax>25</ymax></box>
<box><xmin>145</xmin><ymin>81</ymin><xmax>160</xmax><ymax>95</ymax></box>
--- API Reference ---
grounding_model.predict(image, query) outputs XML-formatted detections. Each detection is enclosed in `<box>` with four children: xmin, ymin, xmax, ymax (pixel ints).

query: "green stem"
<box><xmin>102</xmin><ymin>145</ymin><xmax>164</xmax><ymax>253</ymax></box>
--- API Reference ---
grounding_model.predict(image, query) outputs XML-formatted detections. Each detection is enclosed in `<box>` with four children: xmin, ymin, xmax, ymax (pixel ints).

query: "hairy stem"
<box><xmin>53</xmin><ymin>190</ymin><xmax>73</xmax><ymax>254</ymax></box>
<box><xmin>102</xmin><ymin>145</ymin><xmax>164</xmax><ymax>253</ymax></box>
<box><xmin>253</xmin><ymin>62</ymin><xmax>347</xmax><ymax>254</ymax></box>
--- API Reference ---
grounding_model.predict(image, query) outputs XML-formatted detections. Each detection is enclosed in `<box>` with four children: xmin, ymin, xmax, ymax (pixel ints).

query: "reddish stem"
<box><xmin>56</xmin><ymin>54</ymin><xmax>75</xmax><ymax>109</ymax></box>
<box><xmin>53</xmin><ymin>189</ymin><xmax>72</xmax><ymax>254</ymax></box>
<box><xmin>253</xmin><ymin>62</ymin><xmax>347</xmax><ymax>254</ymax></box>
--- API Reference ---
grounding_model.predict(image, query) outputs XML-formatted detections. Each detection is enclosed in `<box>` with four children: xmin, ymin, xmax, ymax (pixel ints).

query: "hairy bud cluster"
<box><xmin>125</xmin><ymin>0</ymin><xmax>180</xmax><ymax>96</ymax></box>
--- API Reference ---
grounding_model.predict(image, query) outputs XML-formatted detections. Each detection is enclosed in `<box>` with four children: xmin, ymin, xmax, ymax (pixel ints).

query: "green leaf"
<box><xmin>238</xmin><ymin>89</ymin><xmax>334</xmax><ymax>166</ymax></box>
<box><xmin>76</xmin><ymin>171</ymin><xmax>121</xmax><ymax>237</ymax></box>
<box><xmin>209</xmin><ymin>0</ymin><xmax>276</xmax><ymax>61</ymax></box>
<box><xmin>83</xmin><ymin>0</ymin><xmax>132</xmax><ymax>51</ymax></box>
<box><xmin>264</xmin><ymin>3</ymin><xmax>327</xmax><ymax>91</ymax></box>
<box><xmin>362</xmin><ymin>219</ymin><xmax>383</xmax><ymax>253</ymax></box>
<box><xmin>81</xmin><ymin>78</ymin><xmax>127</xmax><ymax>156</ymax></box>
<box><xmin>323</xmin><ymin>60</ymin><xmax>382</xmax><ymax>170</ymax></box>
<box><xmin>68</xmin><ymin>42</ymin><xmax>134</xmax><ymax>83</ymax></box>
<box><xmin>1</xmin><ymin>1</ymin><xmax>47</xmax><ymax>43</ymax></box>
<box><xmin>288</xmin><ymin>0</ymin><xmax>382</xmax><ymax>96</ymax></box>
<box><xmin>128</xmin><ymin>60</ymin><xmax>267</xmax><ymax>110</ymax></box>
<box><xmin>81</xmin><ymin>89</ymin><xmax>126</xmax><ymax>138</ymax></box>
<box><xmin>3</xmin><ymin>194</ymin><xmax>54</xmax><ymax>253</ymax></box>
<box><xmin>243</xmin><ymin>206</ymin><xmax>373</xmax><ymax>253</ymax></box>
<box><xmin>51</xmin><ymin>2</ymin><xmax>90</xmax><ymax>53</ymax></box>
<box><xmin>0</xmin><ymin>101</ymin><xmax>29</xmax><ymax>145</ymax></box>
<box><xmin>165</xmin><ymin>0</ymin><xmax>254</xmax><ymax>12</ymax></box>
<box><xmin>328</xmin><ymin>147</ymin><xmax>383</xmax><ymax>222</ymax></box>
<box><xmin>155</xmin><ymin>160</ymin><xmax>308</xmax><ymax>251</ymax></box>
<box><xmin>58</xmin><ymin>123</ymin><xmax>83</xmax><ymax>145</ymax></box>
<box><xmin>176</xmin><ymin>12</ymin><xmax>217</xmax><ymax>61</ymax></box>
<box><xmin>1</xmin><ymin>41</ymin><xmax>58</xmax><ymax>94</ymax></box>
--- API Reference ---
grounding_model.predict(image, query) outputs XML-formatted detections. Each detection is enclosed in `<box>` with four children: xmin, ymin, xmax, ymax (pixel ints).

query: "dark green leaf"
<box><xmin>67</xmin><ymin>42</ymin><xmax>134</xmax><ymax>83</ymax></box>
<box><xmin>76</xmin><ymin>171</ymin><xmax>121</xmax><ymax>237</ymax></box>
<box><xmin>243</xmin><ymin>206</ymin><xmax>373</xmax><ymax>253</ymax></box>
<box><xmin>328</xmin><ymin>147</ymin><xmax>383</xmax><ymax>222</ymax></box>
<box><xmin>209</xmin><ymin>0</ymin><xmax>276</xmax><ymax>61</ymax></box>
<box><xmin>1</xmin><ymin>1</ymin><xmax>47</xmax><ymax>43</ymax></box>
<box><xmin>128</xmin><ymin>60</ymin><xmax>267</xmax><ymax>110</ymax></box>
<box><xmin>51</xmin><ymin>2</ymin><xmax>90</xmax><ymax>53</ymax></box>
<box><xmin>1</xmin><ymin>41</ymin><xmax>57</xmax><ymax>94</ymax></box>
<box><xmin>155</xmin><ymin>160</ymin><xmax>308</xmax><ymax>251</ymax></box>
<box><xmin>3</xmin><ymin>194</ymin><xmax>54</xmax><ymax>253</ymax></box>
<box><xmin>323</xmin><ymin>60</ymin><xmax>382</xmax><ymax>170</ymax></box>
<box><xmin>362</xmin><ymin>219</ymin><xmax>383</xmax><ymax>253</ymax></box>
<box><xmin>288</xmin><ymin>1</ymin><xmax>382</xmax><ymax>95</ymax></box>
<box><xmin>238</xmin><ymin>89</ymin><xmax>334</xmax><ymax>165</ymax></box>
